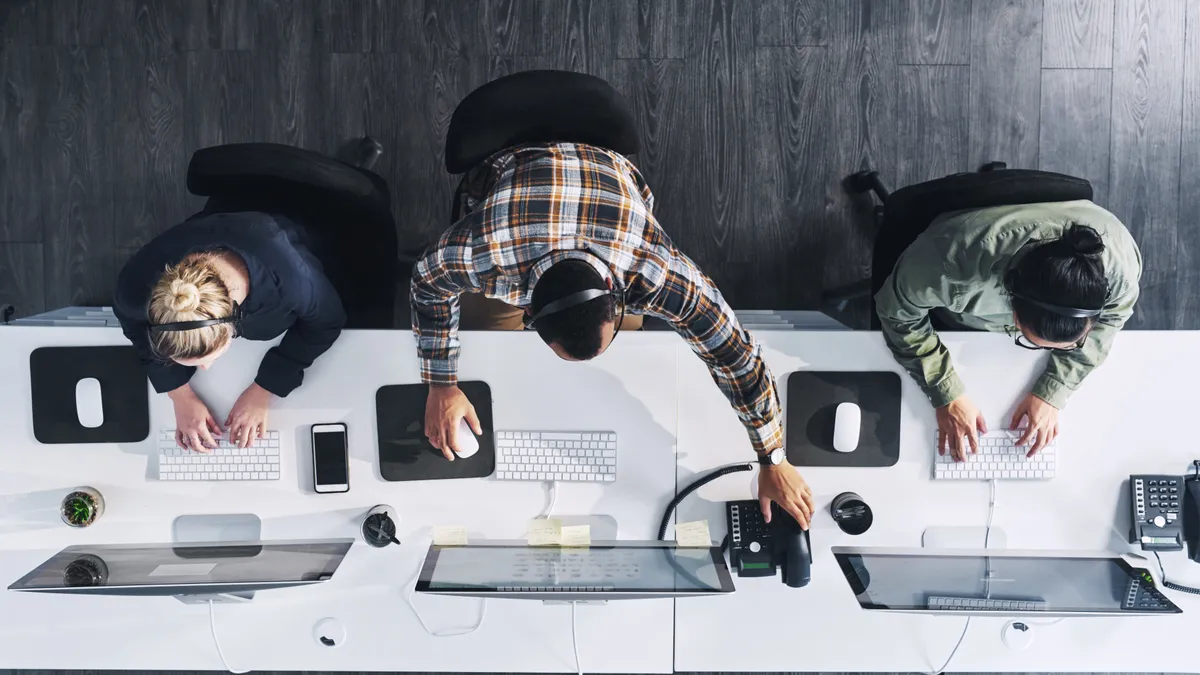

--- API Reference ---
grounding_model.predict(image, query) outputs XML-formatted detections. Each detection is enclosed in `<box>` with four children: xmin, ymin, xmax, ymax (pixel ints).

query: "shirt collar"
<box><xmin>526</xmin><ymin>250</ymin><xmax>615</xmax><ymax>291</ymax></box>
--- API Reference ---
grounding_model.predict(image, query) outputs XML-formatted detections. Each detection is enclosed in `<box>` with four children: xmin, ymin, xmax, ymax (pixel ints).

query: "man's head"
<box><xmin>1008</xmin><ymin>224</ymin><xmax>1107</xmax><ymax>349</ymax></box>
<box><xmin>529</xmin><ymin>260</ymin><xmax>617</xmax><ymax>361</ymax></box>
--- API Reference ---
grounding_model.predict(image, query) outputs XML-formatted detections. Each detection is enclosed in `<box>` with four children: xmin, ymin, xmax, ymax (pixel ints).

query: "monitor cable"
<box><xmin>538</xmin><ymin>480</ymin><xmax>558</xmax><ymax>519</ymax></box>
<box><xmin>402</xmin><ymin>536</ymin><xmax>487</xmax><ymax>637</ymax></box>
<box><xmin>571</xmin><ymin>600</ymin><xmax>583</xmax><ymax>675</ymax></box>
<box><xmin>1153</xmin><ymin>551</ymin><xmax>1200</xmax><ymax>596</ymax></box>
<box><xmin>931</xmin><ymin>479</ymin><xmax>997</xmax><ymax>674</ymax></box>
<box><xmin>208</xmin><ymin>599</ymin><xmax>251</xmax><ymax>674</ymax></box>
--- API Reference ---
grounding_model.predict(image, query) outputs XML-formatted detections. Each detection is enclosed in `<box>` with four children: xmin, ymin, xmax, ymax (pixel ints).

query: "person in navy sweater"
<box><xmin>114</xmin><ymin>211</ymin><xmax>346</xmax><ymax>452</ymax></box>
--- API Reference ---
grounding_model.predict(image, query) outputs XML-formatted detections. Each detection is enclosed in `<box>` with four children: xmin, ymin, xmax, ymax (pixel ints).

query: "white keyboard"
<box><xmin>156</xmin><ymin>430</ymin><xmax>281</xmax><ymax>481</ymax></box>
<box><xmin>494</xmin><ymin>431</ymin><xmax>617</xmax><ymax>482</ymax></box>
<box><xmin>927</xmin><ymin>595</ymin><xmax>1048</xmax><ymax>612</ymax></box>
<box><xmin>933</xmin><ymin>429</ymin><xmax>1057</xmax><ymax>480</ymax></box>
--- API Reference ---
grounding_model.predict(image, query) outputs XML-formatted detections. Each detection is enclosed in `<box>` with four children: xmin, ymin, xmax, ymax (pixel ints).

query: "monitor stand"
<box><xmin>542</xmin><ymin>600</ymin><xmax>607</xmax><ymax>606</ymax></box>
<box><xmin>175</xmin><ymin>591</ymin><xmax>255</xmax><ymax>605</ymax></box>
<box><xmin>922</xmin><ymin>526</ymin><xmax>1008</xmax><ymax>549</ymax></box>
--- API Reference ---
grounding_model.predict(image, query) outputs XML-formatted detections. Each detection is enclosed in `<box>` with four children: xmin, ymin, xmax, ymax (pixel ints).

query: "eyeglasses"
<box><xmin>1006</xmin><ymin>327</ymin><xmax>1084</xmax><ymax>352</ymax></box>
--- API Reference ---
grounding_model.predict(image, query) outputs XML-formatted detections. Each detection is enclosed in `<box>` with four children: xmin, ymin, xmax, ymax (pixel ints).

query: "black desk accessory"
<box><xmin>1128</xmin><ymin>474</ymin><xmax>1185</xmax><ymax>551</ymax></box>
<box><xmin>374</xmin><ymin>381</ymin><xmax>494</xmax><ymax>481</ymax></box>
<box><xmin>784</xmin><ymin>371</ymin><xmax>901</xmax><ymax>467</ymax></box>
<box><xmin>29</xmin><ymin>346</ymin><xmax>149</xmax><ymax>444</ymax></box>
<box><xmin>362</xmin><ymin>505</ymin><xmax>400</xmax><ymax>548</ymax></box>
<box><xmin>830</xmin><ymin>491</ymin><xmax>873</xmax><ymax>535</ymax></box>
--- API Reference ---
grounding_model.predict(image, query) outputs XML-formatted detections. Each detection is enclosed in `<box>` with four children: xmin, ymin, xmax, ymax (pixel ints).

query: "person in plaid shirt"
<box><xmin>410</xmin><ymin>142</ymin><xmax>814</xmax><ymax>528</ymax></box>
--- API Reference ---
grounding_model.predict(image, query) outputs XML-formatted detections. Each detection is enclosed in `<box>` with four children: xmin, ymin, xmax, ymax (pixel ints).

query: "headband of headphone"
<box><xmin>526</xmin><ymin>288</ymin><xmax>617</xmax><ymax>327</ymax></box>
<box><xmin>1005</xmin><ymin>271</ymin><xmax>1103</xmax><ymax>319</ymax></box>
<box><xmin>148</xmin><ymin>301</ymin><xmax>244</xmax><ymax>335</ymax></box>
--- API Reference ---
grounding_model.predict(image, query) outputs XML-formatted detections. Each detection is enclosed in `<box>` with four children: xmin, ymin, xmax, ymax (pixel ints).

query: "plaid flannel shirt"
<box><xmin>410</xmin><ymin>143</ymin><xmax>782</xmax><ymax>453</ymax></box>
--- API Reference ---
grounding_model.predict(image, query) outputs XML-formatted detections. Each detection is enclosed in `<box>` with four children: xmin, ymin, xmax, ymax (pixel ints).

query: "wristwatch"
<box><xmin>757</xmin><ymin>447</ymin><xmax>785</xmax><ymax>466</ymax></box>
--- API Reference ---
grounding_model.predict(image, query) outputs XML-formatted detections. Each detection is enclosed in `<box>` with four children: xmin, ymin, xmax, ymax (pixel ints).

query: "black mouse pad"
<box><xmin>784</xmin><ymin>371</ymin><xmax>901</xmax><ymax>467</ymax></box>
<box><xmin>375</xmin><ymin>381</ymin><xmax>495</xmax><ymax>481</ymax></box>
<box><xmin>30</xmin><ymin>346</ymin><xmax>150</xmax><ymax>444</ymax></box>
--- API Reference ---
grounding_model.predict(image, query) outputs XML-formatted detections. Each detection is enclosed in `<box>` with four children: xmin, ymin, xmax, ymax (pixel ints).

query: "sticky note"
<box><xmin>560</xmin><ymin>524</ymin><xmax>591</xmax><ymax>547</ymax></box>
<box><xmin>433</xmin><ymin>525</ymin><xmax>468</xmax><ymax>546</ymax></box>
<box><xmin>527</xmin><ymin>518</ymin><xmax>563</xmax><ymax>546</ymax></box>
<box><xmin>674</xmin><ymin>520</ymin><xmax>712</xmax><ymax>547</ymax></box>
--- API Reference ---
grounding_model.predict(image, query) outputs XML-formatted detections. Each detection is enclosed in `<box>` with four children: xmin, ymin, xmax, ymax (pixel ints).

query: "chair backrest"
<box><xmin>187</xmin><ymin>143</ymin><xmax>378</xmax><ymax>200</ymax></box>
<box><xmin>444</xmin><ymin>70</ymin><xmax>641</xmax><ymax>174</ymax></box>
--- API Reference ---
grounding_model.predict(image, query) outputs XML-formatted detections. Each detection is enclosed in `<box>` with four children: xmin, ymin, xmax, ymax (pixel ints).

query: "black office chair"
<box><xmin>186</xmin><ymin>138</ymin><xmax>398</xmax><ymax>329</ymax></box>
<box><xmin>824</xmin><ymin>162</ymin><xmax>1094</xmax><ymax>329</ymax></box>
<box><xmin>443</xmin><ymin>69</ymin><xmax>641</xmax><ymax>223</ymax></box>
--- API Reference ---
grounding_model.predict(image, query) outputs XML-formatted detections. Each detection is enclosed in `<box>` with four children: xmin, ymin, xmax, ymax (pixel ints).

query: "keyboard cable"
<box><xmin>208</xmin><ymin>599</ymin><xmax>251</xmax><ymax>674</ymax></box>
<box><xmin>571</xmin><ymin>600</ymin><xmax>584</xmax><ymax>675</ymax></box>
<box><xmin>931</xmin><ymin>479</ymin><xmax>997</xmax><ymax>674</ymax></box>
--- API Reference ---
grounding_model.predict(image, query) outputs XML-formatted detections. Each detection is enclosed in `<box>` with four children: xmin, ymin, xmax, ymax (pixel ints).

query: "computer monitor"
<box><xmin>416</xmin><ymin>540</ymin><xmax>736</xmax><ymax>601</ymax></box>
<box><xmin>8</xmin><ymin>539</ymin><xmax>354</xmax><ymax>598</ymax></box>
<box><xmin>833</xmin><ymin>546</ymin><xmax>1181</xmax><ymax>616</ymax></box>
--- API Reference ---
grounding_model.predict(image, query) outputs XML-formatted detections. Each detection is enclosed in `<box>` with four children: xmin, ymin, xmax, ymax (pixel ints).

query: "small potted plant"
<box><xmin>60</xmin><ymin>487</ymin><xmax>105</xmax><ymax>528</ymax></box>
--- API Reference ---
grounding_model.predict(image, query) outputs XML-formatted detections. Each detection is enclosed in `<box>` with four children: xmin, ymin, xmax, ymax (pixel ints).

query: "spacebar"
<box><xmin>539</xmin><ymin>432</ymin><xmax>584</xmax><ymax>441</ymax></box>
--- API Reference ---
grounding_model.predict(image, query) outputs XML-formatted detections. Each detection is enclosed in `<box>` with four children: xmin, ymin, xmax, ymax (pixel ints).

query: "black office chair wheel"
<box><xmin>843</xmin><ymin>170</ymin><xmax>880</xmax><ymax>194</ymax></box>
<box><xmin>355</xmin><ymin>136</ymin><xmax>384</xmax><ymax>171</ymax></box>
<box><xmin>980</xmin><ymin>161</ymin><xmax>1007</xmax><ymax>172</ymax></box>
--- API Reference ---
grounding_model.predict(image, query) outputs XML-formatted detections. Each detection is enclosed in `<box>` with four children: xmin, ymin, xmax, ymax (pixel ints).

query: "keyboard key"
<box><xmin>157</xmin><ymin>431</ymin><xmax>282</xmax><ymax>482</ymax></box>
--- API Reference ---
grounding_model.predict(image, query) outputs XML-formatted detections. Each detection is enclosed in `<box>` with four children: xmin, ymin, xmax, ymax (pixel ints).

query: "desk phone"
<box><xmin>725</xmin><ymin>500</ymin><xmax>811</xmax><ymax>588</ymax></box>
<box><xmin>1128</xmin><ymin>475</ymin><xmax>1185</xmax><ymax>551</ymax></box>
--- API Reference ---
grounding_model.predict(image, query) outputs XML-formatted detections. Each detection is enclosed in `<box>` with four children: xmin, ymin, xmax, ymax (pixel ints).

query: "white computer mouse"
<box><xmin>832</xmin><ymin>401</ymin><xmax>861</xmax><ymax>453</ymax></box>
<box><xmin>75</xmin><ymin>377</ymin><xmax>104</xmax><ymax>428</ymax></box>
<box><xmin>452</xmin><ymin>418</ymin><xmax>479</xmax><ymax>459</ymax></box>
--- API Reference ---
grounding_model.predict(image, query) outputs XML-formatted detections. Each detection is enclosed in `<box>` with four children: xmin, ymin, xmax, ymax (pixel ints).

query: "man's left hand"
<box><xmin>757</xmin><ymin>461</ymin><xmax>814</xmax><ymax>529</ymax></box>
<box><xmin>226</xmin><ymin>383</ymin><xmax>273</xmax><ymax>448</ymax></box>
<box><xmin>1010</xmin><ymin>393</ymin><xmax>1058</xmax><ymax>456</ymax></box>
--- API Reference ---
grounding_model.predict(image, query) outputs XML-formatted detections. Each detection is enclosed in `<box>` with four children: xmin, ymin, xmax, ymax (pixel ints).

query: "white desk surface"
<box><xmin>674</xmin><ymin>330</ymin><xmax>1200</xmax><ymax>673</ymax></box>
<box><xmin>0</xmin><ymin>327</ymin><xmax>681</xmax><ymax>673</ymax></box>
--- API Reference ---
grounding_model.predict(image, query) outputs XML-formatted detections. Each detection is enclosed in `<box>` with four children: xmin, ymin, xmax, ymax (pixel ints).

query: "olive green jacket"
<box><xmin>874</xmin><ymin>200</ymin><xmax>1142</xmax><ymax>409</ymax></box>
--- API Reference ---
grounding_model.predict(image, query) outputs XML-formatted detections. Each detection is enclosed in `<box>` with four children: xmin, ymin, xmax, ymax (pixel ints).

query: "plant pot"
<box><xmin>60</xmin><ymin>486</ymin><xmax>105</xmax><ymax>528</ymax></box>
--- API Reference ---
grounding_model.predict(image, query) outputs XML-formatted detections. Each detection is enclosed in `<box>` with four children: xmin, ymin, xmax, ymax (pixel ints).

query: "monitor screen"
<box><xmin>416</xmin><ymin>542</ymin><xmax>735</xmax><ymax>596</ymax></box>
<box><xmin>9</xmin><ymin>540</ymin><xmax>353</xmax><ymax>594</ymax></box>
<box><xmin>834</xmin><ymin>548</ymin><xmax>1181</xmax><ymax>614</ymax></box>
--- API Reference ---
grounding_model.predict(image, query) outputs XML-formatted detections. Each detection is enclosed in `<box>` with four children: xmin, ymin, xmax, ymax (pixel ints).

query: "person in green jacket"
<box><xmin>874</xmin><ymin>200</ymin><xmax>1142</xmax><ymax>462</ymax></box>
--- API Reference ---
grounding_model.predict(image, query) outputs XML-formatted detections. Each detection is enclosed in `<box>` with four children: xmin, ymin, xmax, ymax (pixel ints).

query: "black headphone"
<box><xmin>148</xmin><ymin>301</ymin><xmax>245</xmax><ymax>336</ymax></box>
<box><xmin>524</xmin><ymin>284</ymin><xmax>626</xmax><ymax>329</ymax></box>
<box><xmin>1005</xmin><ymin>271</ymin><xmax>1102</xmax><ymax>319</ymax></box>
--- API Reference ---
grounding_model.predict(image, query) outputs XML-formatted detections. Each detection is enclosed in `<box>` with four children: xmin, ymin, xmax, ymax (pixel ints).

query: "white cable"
<box><xmin>571</xmin><ymin>601</ymin><xmax>583</xmax><ymax>675</ymax></box>
<box><xmin>931</xmin><ymin>616</ymin><xmax>971</xmax><ymax>674</ymax></box>
<box><xmin>931</xmin><ymin>480</ymin><xmax>998</xmax><ymax>674</ymax></box>
<box><xmin>403</xmin><ymin>541</ymin><xmax>487</xmax><ymax>637</ymax></box>
<box><xmin>539</xmin><ymin>480</ymin><xmax>558</xmax><ymax>519</ymax></box>
<box><xmin>208</xmin><ymin>600</ymin><xmax>250</xmax><ymax>674</ymax></box>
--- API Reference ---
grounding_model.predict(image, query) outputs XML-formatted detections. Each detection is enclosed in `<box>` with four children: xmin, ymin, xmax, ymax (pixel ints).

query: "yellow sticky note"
<box><xmin>527</xmin><ymin>518</ymin><xmax>563</xmax><ymax>546</ymax></box>
<box><xmin>675</xmin><ymin>520</ymin><xmax>712</xmax><ymax>547</ymax></box>
<box><xmin>432</xmin><ymin>525</ymin><xmax>468</xmax><ymax>546</ymax></box>
<box><xmin>560</xmin><ymin>524</ymin><xmax>591</xmax><ymax>547</ymax></box>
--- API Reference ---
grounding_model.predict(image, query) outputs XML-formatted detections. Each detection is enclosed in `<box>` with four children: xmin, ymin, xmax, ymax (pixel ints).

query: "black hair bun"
<box><xmin>1061</xmin><ymin>224</ymin><xmax>1105</xmax><ymax>258</ymax></box>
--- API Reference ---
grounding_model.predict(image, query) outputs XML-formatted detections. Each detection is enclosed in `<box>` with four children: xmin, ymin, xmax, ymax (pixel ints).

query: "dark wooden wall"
<box><xmin>1</xmin><ymin>0</ymin><xmax>1196</xmax><ymax>328</ymax></box>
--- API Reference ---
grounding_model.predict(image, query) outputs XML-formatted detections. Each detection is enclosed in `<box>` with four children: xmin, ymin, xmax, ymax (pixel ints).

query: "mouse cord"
<box><xmin>403</xmin><ymin>540</ymin><xmax>487</xmax><ymax>637</ymax></box>
<box><xmin>208</xmin><ymin>600</ymin><xmax>250</xmax><ymax>674</ymax></box>
<box><xmin>1153</xmin><ymin>551</ymin><xmax>1200</xmax><ymax>596</ymax></box>
<box><xmin>932</xmin><ymin>480</ymin><xmax>998</xmax><ymax>674</ymax></box>
<box><xmin>571</xmin><ymin>601</ymin><xmax>583</xmax><ymax>675</ymax></box>
<box><xmin>538</xmin><ymin>480</ymin><xmax>558</xmax><ymax>519</ymax></box>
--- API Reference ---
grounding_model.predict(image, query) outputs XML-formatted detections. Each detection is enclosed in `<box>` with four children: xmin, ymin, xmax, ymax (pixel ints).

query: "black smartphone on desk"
<box><xmin>312</xmin><ymin>423</ymin><xmax>350</xmax><ymax>493</ymax></box>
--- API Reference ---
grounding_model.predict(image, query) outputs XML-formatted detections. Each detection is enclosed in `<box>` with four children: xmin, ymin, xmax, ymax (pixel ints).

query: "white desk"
<box><xmin>674</xmin><ymin>331</ymin><xmax>1200</xmax><ymax>673</ymax></box>
<box><xmin>0</xmin><ymin>327</ymin><xmax>681</xmax><ymax>672</ymax></box>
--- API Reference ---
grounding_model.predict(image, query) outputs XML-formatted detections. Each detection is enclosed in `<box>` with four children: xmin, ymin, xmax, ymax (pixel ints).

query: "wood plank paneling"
<box><xmin>181</xmin><ymin>0</ymin><xmax>258</xmax><ymax>50</ymax></box>
<box><xmin>969</xmin><ymin>0</ymin><xmax>1043</xmax><ymax>170</ymax></box>
<box><xmin>896</xmin><ymin>65</ymin><xmax>970</xmax><ymax>186</ymax></box>
<box><xmin>1042</xmin><ymin>0</ymin><xmax>1115</xmax><ymax>68</ymax></box>
<box><xmin>1109</xmin><ymin>0</ymin><xmax>1186</xmax><ymax>329</ymax></box>
<box><xmin>0</xmin><ymin>242</ymin><xmax>45</xmax><ymax>319</ymax></box>
<box><xmin>0</xmin><ymin>45</ymin><xmax>42</xmax><ymax>242</ymax></box>
<box><xmin>485</xmin><ymin>0</ymin><xmax>549</xmax><ymax>55</ymax></box>
<box><xmin>615</xmin><ymin>0</ymin><xmax>693</xmax><ymax>58</ymax></box>
<box><xmin>898</xmin><ymin>0</ymin><xmax>972</xmax><ymax>65</ymax></box>
<box><xmin>1178</xmin><ymin>0</ymin><xmax>1200</xmax><ymax>286</ymax></box>
<box><xmin>252</xmin><ymin>0</ymin><xmax>331</xmax><ymax>150</ymax></box>
<box><xmin>1038</xmin><ymin>68</ymin><xmax>1112</xmax><ymax>205</ymax></box>
<box><xmin>755</xmin><ymin>0</ymin><xmax>828</xmax><ymax>47</ymax></box>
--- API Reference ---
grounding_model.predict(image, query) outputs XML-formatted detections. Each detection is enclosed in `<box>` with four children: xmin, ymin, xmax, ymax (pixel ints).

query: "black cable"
<box><xmin>657</xmin><ymin>463</ymin><xmax>753</xmax><ymax>541</ymax></box>
<box><xmin>1154</xmin><ymin>551</ymin><xmax>1200</xmax><ymax>596</ymax></box>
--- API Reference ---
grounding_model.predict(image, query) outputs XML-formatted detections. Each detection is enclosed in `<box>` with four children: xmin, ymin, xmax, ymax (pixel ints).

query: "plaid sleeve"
<box><xmin>643</xmin><ymin>248</ymin><xmax>783</xmax><ymax>454</ymax></box>
<box><xmin>409</xmin><ymin>225</ymin><xmax>480</xmax><ymax>385</ymax></box>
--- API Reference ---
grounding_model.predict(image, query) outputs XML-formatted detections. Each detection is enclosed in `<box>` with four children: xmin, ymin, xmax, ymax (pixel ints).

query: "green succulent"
<box><xmin>63</xmin><ymin>494</ymin><xmax>95</xmax><ymax>525</ymax></box>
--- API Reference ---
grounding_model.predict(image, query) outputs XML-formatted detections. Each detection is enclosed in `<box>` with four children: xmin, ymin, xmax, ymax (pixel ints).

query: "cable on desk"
<box><xmin>403</xmin><ymin>539</ymin><xmax>487</xmax><ymax>637</ymax></box>
<box><xmin>208</xmin><ymin>600</ymin><xmax>250</xmax><ymax>674</ymax></box>
<box><xmin>538</xmin><ymin>480</ymin><xmax>558</xmax><ymax>519</ymax></box>
<box><xmin>571</xmin><ymin>600</ymin><xmax>583</xmax><ymax>675</ymax></box>
<box><xmin>657</xmin><ymin>463</ymin><xmax>754</xmax><ymax>540</ymax></box>
<box><xmin>1154</xmin><ymin>551</ymin><xmax>1200</xmax><ymax>596</ymax></box>
<box><xmin>931</xmin><ymin>480</ymin><xmax>998</xmax><ymax>674</ymax></box>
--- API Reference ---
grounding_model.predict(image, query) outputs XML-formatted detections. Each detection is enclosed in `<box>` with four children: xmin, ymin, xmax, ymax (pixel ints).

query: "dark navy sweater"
<box><xmin>113</xmin><ymin>211</ymin><xmax>346</xmax><ymax>397</ymax></box>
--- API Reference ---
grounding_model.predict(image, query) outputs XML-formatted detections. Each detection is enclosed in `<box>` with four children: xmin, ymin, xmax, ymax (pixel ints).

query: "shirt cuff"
<box><xmin>924</xmin><ymin>371</ymin><xmax>966</xmax><ymax>408</ymax></box>
<box><xmin>420</xmin><ymin>356</ymin><xmax>459</xmax><ymax>386</ymax></box>
<box><xmin>746</xmin><ymin>417</ymin><xmax>783</xmax><ymax>455</ymax></box>
<box><xmin>1031</xmin><ymin>374</ymin><xmax>1071</xmax><ymax>409</ymax></box>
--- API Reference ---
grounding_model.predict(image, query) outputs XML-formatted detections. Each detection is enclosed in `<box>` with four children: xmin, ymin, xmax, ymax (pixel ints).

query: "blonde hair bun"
<box><xmin>169</xmin><ymin>279</ymin><xmax>202</xmax><ymax>313</ymax></box>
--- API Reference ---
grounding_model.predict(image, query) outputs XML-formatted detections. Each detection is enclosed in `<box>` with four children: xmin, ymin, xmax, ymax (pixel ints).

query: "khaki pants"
<box><xmin>459</xmin><ymin>293</ymin><xmax>644</xmax><ymax>331</ymax></box>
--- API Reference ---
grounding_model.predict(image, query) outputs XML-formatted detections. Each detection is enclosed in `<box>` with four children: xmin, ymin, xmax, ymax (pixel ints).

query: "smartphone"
<box><xmin>311</xmin><ymin>423</ymin><xmax>349</xmax><ymax>493</ymax></box>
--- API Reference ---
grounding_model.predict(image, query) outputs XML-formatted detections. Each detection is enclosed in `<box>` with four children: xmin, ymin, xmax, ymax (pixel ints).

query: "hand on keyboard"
<box><xmin>1009</xmin><ymin>393</ymin><xmax>1059</xmax><ymax>456</ymax></box>
<box><xmin>225</xmin><ymin>383</ymin><xmax>272</xmax><ymax>448</ymax></box>
<box><xmin>168</xmin><ymin>384</ymin><xmax>222</xmax><ymax>452</ymax></box>
<box><xmin>935</xmin><ymin>396</ymin><xmax>987</xmax><ymax>462</ymax></box>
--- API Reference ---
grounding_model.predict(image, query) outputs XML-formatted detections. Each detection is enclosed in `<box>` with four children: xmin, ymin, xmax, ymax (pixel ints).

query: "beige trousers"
<box><xmin>459</xmin><ymin>293</ymin><xmax>644</xmax><ymax>331</ymax></box>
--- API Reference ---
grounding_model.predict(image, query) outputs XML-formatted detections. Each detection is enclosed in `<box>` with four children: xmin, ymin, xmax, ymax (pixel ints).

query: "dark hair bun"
<box><xmin>1060</xmin><ymin>224</ymin><xmax>1105</xmax><ymax>259</ymax></box>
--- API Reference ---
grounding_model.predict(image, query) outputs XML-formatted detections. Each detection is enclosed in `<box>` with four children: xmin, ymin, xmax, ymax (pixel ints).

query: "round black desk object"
<box><xmin>831</xmin><ymin>491</ymin><xmax>873</xmax><ymax>535</ymax></box>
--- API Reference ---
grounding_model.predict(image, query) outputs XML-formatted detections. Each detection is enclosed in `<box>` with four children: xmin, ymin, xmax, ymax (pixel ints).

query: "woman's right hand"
<box><xmin>168</xmin><ymin>384</ymin><xmax>222</xmax><ymax>452</ymax></box>
<box><xmin>935</xmin><ymin>395</ymin><xmax>987</xmax><ymax>462</ymax></box>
